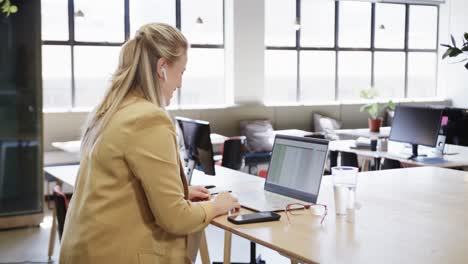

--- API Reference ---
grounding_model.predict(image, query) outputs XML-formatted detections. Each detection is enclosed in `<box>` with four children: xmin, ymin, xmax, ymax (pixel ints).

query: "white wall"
<box><xmin>439</xmin><ymin>0</ymin><xmax>468</xmax><ymax>107</ymax></box>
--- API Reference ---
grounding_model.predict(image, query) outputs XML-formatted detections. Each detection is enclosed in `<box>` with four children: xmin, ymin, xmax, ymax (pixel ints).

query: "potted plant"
<box><xmin>1</xmin><ymin>0</ymin><xmax>19</xmax><ymax>17</ymax></box>
<box><xmin>441</xmin><ymin>33</ymin><xmax>468</xmax><ymax>70</ymax></box>
<box><xmin>360</xmin><ymin>88</ymin><xmax>396</xmax><ymax>132</ymax></box>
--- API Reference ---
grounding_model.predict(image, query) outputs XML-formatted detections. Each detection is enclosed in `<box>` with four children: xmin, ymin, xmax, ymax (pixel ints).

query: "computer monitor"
<box><xmin>389</xmin><ymin>106</ymin><xmax>443</xmax><ymax>159</ymax></box>
<box><xmin>175</xmin><ymin>116</ymin><xmax>216</xmax><ymax>181</ymax></box>
<box><xmin>441</xmin><ymin>107</ymin><xmax>468</xmax><ymax>147</ymax></box>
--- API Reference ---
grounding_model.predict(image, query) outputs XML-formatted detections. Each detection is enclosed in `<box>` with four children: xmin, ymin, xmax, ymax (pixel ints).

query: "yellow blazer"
<box><xmin>59</xmin><ymin>95</ymin><xmax>214</xmax><ymax>264</ymax></box>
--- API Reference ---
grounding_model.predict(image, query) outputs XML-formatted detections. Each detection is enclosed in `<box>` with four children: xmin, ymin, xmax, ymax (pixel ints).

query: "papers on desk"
<box><xmin>350</xmin><ymin>137</ymin><xmax>371</xmax><ymax>150</ymax></box>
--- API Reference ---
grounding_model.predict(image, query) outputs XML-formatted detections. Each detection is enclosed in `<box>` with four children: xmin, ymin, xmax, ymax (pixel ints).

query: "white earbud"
<box><xmin>161</xmin><ymin>67</ymin><xmax>167</xmax><ymax>81</ymax></box>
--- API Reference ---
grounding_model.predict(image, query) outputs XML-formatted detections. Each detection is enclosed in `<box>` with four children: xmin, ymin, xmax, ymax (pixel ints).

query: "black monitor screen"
<box><xmin>175</xmin><ymin>116</ymin><xmax>215</xmax><ymax>175</ymax></box>
<box><xmin>389</xmin><ymin>106</ymin><xmax>442</xmax><ymax>147</ymax></box>
<box><xmin>441</xmin><ymin>107</ymin><xmax>468</xmax><ymax>147</ymax></box>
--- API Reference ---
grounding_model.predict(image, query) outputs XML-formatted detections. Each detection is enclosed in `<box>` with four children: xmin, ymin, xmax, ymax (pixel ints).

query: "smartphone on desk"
<box><xmin>227</xmin><ymin>212</ymin><xmax>281</xmax><ymax>225</ymax></box>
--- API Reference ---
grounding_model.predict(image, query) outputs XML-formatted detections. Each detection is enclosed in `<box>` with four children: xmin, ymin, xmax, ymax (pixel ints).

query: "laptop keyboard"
<box><xmin>239</xmin><ymin>191</ymin><xmax>303</xmax><ymax>210</ymax></box>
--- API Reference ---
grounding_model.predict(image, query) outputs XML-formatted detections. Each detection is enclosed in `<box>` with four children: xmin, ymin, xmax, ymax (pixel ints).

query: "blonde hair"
<box><xmin>81</xmin><ymin>23</ymin><xmax>188</xmax><ymax>158</ymax></box>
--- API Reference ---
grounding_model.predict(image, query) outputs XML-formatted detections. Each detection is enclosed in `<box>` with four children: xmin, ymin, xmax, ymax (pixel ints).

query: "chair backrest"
<box><xmin>239</xmin><ymin>120</ymin><xmax>274</xmax><ymax>152</ymax></box>
<box><xmin>340</xmin><ymin>152</ymin><xmax>359</xmax><ymax>168</ymax></box>
<box><xmin>328</xmin><ymin>150</ymin><xmax>339</xmax><ymax>172</ymax></box>
<box><xmin>221</xmin><ymin>137</ymin><xmax>246</xmax><ymax>170</ymax></box>
<box><xmin>381</xmin><ymin>158</ymin><xmax>402</xmax><ymax>170</ymax></box>
<box><xmin>53</xmin><ymin>185</ymin><xmax>71</xmax><ymax>240</ymax></box>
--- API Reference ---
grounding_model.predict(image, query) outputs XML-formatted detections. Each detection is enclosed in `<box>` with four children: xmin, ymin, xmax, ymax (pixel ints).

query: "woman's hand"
<box><xmin>212</xmin><ymin>192</ymin><xmax>241</xmax><ymax>217</ymax></box>
<box><xmin>188</xmin><ymin>186</ymin><xmax>210</xmax><ymax>201</ymax></box>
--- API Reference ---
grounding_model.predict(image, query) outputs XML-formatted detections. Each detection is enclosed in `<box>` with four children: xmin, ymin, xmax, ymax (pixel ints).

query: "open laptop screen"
<box><xmin>265</xmin><ymin>135</ymin><xmax>329</xmax><ymax>203</ymax></box>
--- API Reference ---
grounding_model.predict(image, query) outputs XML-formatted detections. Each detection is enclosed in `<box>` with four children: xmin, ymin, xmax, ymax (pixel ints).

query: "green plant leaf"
<box><xmin>449</xmin><ymin>48</ymin><xmax>463</xmax><ymax>57</ymax></box>
<box><xmin>368</xmin><ymin>104</ymin><xmax>379</xmax><ymax>119</ymax></box>
<box><xmin>442</xmin><ymin>49</ymin><xmax>451</xmax><ymax>59</ymax></box>
<box><xmin>440</xmin><ymin>44</ymin><xmax>451</xmax><ymax>48</ymax></box>
<box><xmin>9</xmin><ymin>4</ymin><xmax>16</xmax><ymax>13</ymax></box>
<box><xmin>464</xmin><ymin>32</ymin><xmax>468</xmax><ymax>41</ymax></box>
<box><xmin>465</xmin><ymin>61</ymin><xmax>468</xmax><ymax>70</ymax></box>
<box><xmin>360</xmin><ymin>88</ymin><xmax>378</xmax><ymax>99</ymax></box>
<box><xmin>462</xmin><ymin>46</ymin><xmax>468</xmax><ymax>52</ymax></box>
<box><xmin>0</xmin><ymin>0</ymin><xmax>4</xmax><ymax>4</ymax></box>
<box><xmin>387</xmin><ymin>100</ymin><xmax>396</xmax><ymax>111</ymax></box>
<box><xmin>451</xmin><ymin>34</ymin><xmax>457</xmax><ymax>47</ymax></box>
<box><xmin>360</xmin><ymin>103</ymin><xmax>379</xmax><ymax>119</ymax></box>
<box><xmin>360</xmin><ymin>104</ymin><xmax>370</xmax><ymax>113</ymax></box>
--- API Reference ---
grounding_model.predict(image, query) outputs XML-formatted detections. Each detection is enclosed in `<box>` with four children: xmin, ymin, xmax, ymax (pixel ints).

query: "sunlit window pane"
<box><xmin>338</xmin><ymin>51</ymin><xmax>371</xmax><ymax>100</ymax></box>
<box><xmin>338</xmin><ymin>1</ymin><xmax>371</xmax><ymax>48</ymax></box>
<box><xmin>265</xmin><ymin>50</ymin><xmax>297</xmax><ymax>103</ymax></box>
<box><xmin>265</xmin><ymin>0</ymin><xmax>296</xmax><ymax>47</ymax></box>
<box><xmin>74</xmin><ymin>46</ymin><xmax>121</xmax><ymax>108</ymax></box>
<box><xmin>74</xmin><ymin>0</ymin><xmax>124</xmax><ymax>42</ymax></box>
<box><xmin>409</xmin><ymin>5</ymin><xmax>438</xmax><ymax>49</ymax></box>
<box><xmin>301</xmin><ymin>0</ymin><xmax>335</xmax><ymax>47</ymax></box>
<box><xmin>375</xmin><ymin>4</ymin><xmax>405</xmax><ymax>49</ymax></box>
<box><xmin>407</xmin><ymin>52</ymin><xmax>437</xmax><ymax>97</ymax></box>
<box><xmin>300</xmin><ymin>51</ymin><xmax>336</xmax><ymax>102</ymax></box>
<box><xmin>130</xmin><ymin>0</ymin><xmax>175</xmax><ymax>37</ymax></box>
<box><xmin>41</xmin><ymin>0</ymin><xmax>69</xmax><ymax>41</ymax></box>
<box><xmin>181</xmin><ymin>0</ymin><xmax>223</xmax><ymax>45</ymax></box>
<box><xmin>42</xmin><ymin>46</ymin><xmax>72</xmax><ymax>109</ymax></box>
<box><xmin>181</xmin><ymin>49</ymin><xmax>225</xmax><ymax>105</ymax></box>
<box><xmin>374</xmin><ymin>52</ymin><xmax>405</xmax><ymax>98</ymax></box>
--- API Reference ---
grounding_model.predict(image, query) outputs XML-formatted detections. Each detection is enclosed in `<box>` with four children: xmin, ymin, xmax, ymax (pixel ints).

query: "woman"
<box><xmin>59</xmin><ymin>23</ymin><xmax>240</xmax><ymax>264</ymax></box>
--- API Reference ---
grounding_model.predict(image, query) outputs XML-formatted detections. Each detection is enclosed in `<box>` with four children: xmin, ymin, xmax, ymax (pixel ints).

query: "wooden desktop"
<box><xmin>45</xmin><ymin>164</ymin><xmax>468</xmax><ymax>264</ymax></box>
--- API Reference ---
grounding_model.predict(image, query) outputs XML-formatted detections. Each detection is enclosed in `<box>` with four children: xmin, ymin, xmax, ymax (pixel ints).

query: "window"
<box><xmin>338</xmin><ymin>1</ymin><xmax>371</xmax><ymax>48</ymax></box>
<box><xmin>265</xmin><ymin>0</ymin><xmax>439</xmax><ymax>103</ymax></box>
<box><xmin>179</xmin><ymin>0</ymin><xmax>225</xmax><ymax>106</ymax></box>
<box><xmin>42</xmin><ymin>45</ymin><xmax>72</xmax><ymax>109</ymax></box>
<box><xmin>41</xmin><ymin>0</ymin><xmax>224</xmax><ymax>110</ymax></box>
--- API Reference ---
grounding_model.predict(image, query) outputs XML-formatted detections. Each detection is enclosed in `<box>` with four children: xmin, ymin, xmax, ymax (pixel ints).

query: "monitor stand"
<box><xmin>408</xmin><ymin>144</ymin><xmax>427</xmax><ymax>160</ymax></box>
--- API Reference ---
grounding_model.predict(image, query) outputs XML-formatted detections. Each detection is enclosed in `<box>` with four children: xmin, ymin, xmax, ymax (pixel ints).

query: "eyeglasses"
<box><xmin>284</xmin><ymin>203</ymin><xmax>328</xmax><ymax>225</ymax></box>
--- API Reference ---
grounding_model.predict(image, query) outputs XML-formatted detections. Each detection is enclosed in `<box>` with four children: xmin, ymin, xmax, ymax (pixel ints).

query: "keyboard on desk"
<box><xmin>237</xmin><ymin>190</ymin><xmax>305</xmax><ymax>212</ymax></box>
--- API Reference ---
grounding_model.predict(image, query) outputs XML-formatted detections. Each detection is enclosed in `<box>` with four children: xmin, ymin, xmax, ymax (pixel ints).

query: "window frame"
<box><xmin>42</xmin><ymin>0</ymin><xmax>225</xmax><ymax>110</ymax></box>
<box><xmin>265</xmin><ymin>0</ymin><xmax>440</xmax><ymax>102</ymax></box>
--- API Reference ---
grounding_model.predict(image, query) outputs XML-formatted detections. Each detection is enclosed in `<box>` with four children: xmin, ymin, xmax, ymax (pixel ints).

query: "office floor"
<box><xmin>0</xmin><ymin>207</ymin><xmax>290</xmax><ymax>264</ymax></box>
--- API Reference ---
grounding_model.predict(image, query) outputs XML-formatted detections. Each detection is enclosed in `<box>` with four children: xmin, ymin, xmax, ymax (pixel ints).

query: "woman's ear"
<box><xmin>156</xmin><ymin>58</ymin><xmax>167</xmax><ymax>80</ymax></box>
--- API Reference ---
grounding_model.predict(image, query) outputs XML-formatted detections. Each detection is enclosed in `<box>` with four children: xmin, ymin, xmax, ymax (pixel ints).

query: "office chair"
<box><xmin>340</xmin><ymin>152</ymin><xmax>359</xmax><ymax>168</ymax></box>
<box><xmin>325</xmin><ymin>150</ymin><xmax>339</xmax><ymax>175</ymax></box>
<box><xmin>221</xmin><ymin>137</ymin><xmax>246</xmax><ymax>170</ymax></box>
<box><xmin>381</xmin><ymin>158</ymin><xmax>402</xmax><ymax>170</ymax></box>
<box><xmin>53</xmin><ymin>185</ymin><xmax>72</xmax><ymax>240</ymax></box>
<box><xmin>244</xmin><ymin>152</ymin><xmax>271</xmax><ymax>175</ymax></box>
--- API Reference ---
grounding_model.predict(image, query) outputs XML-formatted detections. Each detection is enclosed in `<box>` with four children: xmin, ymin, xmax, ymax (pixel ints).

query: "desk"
<box><xmin>44</xmin><ymin>165</ymin><xmax>468</xmax><ymax>263</ymax></box>
<box><xmin>335</xmin><ymin>126</ymin><xmax>391</xmax><ymax>139</ymax></box>
<box><xmin>330</xmin><ymin>140</ymin><xmax>468</xmax><ymax>169</ymax></box>
<box><xmin>208</xmin><ymin>166</ymin><xmax>468</xmax><ymax>264</ymax></box>
<box><xmin>52</xmin><ymin>133</ymin><xmax>228</xmax><ymax>155</ymax></box>
<box><xmin>44</xmin><ymin>151</ymin><xmax>80</xmax><ymax>166</ymax></box>
<box><xmin>273</xmin><ymin>129</ymin><xmax>315</xmax><ymax>137</ymax></box>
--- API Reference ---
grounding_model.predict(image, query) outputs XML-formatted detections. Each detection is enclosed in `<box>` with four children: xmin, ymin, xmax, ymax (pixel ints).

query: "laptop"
<box><xmin>238</xmin><ymin>135</ymin><xmax>329</xmax><ymax>212</ymax></box>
